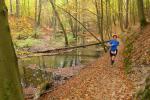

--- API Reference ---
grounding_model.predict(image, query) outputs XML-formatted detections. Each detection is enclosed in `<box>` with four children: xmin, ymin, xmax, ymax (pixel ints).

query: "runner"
<box><xmin>107</xmin><ymin>34</ymin><xmax>119</xmax><ymax>65</ymax></box>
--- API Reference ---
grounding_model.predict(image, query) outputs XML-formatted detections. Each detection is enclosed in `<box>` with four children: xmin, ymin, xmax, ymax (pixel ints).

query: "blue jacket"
<box><xmin>108</xmin><ymin>39</ymin><xmax>119</xmax><ymax>51</ymax></box>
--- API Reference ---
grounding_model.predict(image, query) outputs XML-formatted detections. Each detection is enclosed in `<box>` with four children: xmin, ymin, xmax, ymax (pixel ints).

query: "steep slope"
<box><xmin>125</xmin><ymin>24</ymin><xmax>150</xmax><ymax>99</ymax></box>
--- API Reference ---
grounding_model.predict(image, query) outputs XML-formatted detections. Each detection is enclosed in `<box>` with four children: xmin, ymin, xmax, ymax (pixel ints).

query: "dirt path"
<box><xmin>41</xmin><ymin>41</ymin><xmax>134</xmax><ymax>100</ymax></box>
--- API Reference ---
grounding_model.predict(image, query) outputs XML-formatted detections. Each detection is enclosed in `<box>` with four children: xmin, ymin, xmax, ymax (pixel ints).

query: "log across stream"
<box><xmin>34</xmin><ymin>42</ymin><xmax>107</xmax><ymax>53</ymax></box>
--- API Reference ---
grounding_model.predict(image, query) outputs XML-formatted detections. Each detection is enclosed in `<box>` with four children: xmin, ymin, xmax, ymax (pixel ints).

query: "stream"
<box><xmin>18</xmin><ymin>45</ymin><xmax>103</xmax><ymax>89</ymax></box>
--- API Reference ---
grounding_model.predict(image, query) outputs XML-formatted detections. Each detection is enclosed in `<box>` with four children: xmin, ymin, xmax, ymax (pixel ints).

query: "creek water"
<box><xmin>18</xmin><ymin>45</ymin><xmax>103</xmax><ymax>88</ymax></box>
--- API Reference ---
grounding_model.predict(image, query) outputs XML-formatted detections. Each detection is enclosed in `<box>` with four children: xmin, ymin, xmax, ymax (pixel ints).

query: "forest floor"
<box><xmin>40</xmin><ymin>40</ymin><xmax>134</xmax><ymax>100</ymax></box>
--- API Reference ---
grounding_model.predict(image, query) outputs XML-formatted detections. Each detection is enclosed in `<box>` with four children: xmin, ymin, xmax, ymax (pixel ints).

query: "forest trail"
<box><xmin>41</xmin><ymin>41</ymin><xmax>134</xmax><ymax>100</ymax></box>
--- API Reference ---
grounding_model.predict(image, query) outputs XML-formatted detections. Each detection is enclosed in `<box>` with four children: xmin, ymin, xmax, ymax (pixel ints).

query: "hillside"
<box><xmin>125</xmin><ymin>24</ymin><xmax>150</xmax><ymax>99</ymax></box>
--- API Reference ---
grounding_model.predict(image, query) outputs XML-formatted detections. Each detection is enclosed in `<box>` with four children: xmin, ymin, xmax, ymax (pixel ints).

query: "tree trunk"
<box><xmin>73</xmin><ymin>0</ymin><xmax>78</xmax><ymax>45</ymax></box>
<box><xmin>51</xmin><ymin>0</ymin><xmax>57</xmax><ymax>35</ymax></box>
<box><xmin>146</xmin><ymin>0</ymin><xmax>150</xmax><ymax>17</ymax></box>
<box><xmin>106</xmin><ymin>0</ymin><xmax>112</xmax><ymax>40</ymax></box>
<box><xmin>106</xmin><ymin>0</ymin><xmax>108</xmax><ymax>34</ymax></box>
<box><xmin>37</xmin><ymin>0</ymin><xmax>42</xmax><ymax>26</ymax></box>
<box><xmin>81</xmin><ymin>0</ymin><xmax>87</xmax><ymax>34</ymax></box>
<box><xmin>50</xmin><ymin>0</ymin><xmax>69</xmax><ymax>47</ymax></box>
<box><xmin>95</xmin><ymin>0</ymin><xmax>107</xmax><ymax>52</ymax></box>
<box><xmin>34</xmin><ymin>0</ymin><xmax>38</xmax><ymax>38</ymax></box>
<box><xmin>0</xmin><ymin>1</ymin><xmax>24</xmax><ymax>99</ymax></box>
<box><xmin>23</xmin><ymin>0</ymin><xmax>26</xmax><ymax>16</ymax></box>
<box><xmin>36</xmin><ymin>42</ymin><xmax>107</xmax><ymax>53</ymax></box>
<box><xmin>16</xmin><ymin>0</ymin><xmax>20</xmax><ymax>17</ymax></box>
<box><xmin>35</xmin><ymin>0</ymin><xmax>38</xmax><ymax>23</ymax></box>
<box><xmin>10</xmin><ymin>0</ymin><xmax>13</xmax><ymax>15</ymax></box>
<box><xmin>28</xmin><ymin>0</ymin><xmax>30</xmax><ymax>16</ymax></box>
<box><xmin>74</xmin><ymin>0</ymin><xmax>78</xmax><ymax>40</ymax></box>
<box><xmin>137</xmin><ymin>0</ymin><xmax>147</xmax><ymax>27</ymax></box>
<box><xmin>131</xmin><ymin>0</ymin><xmax>136</xmax><ymax>25</ymax></box>
<box><xmin>66</xmin><ymin>0</ymin><xmax>76</xmax><ymax>38</ymax></box>
<box><xmin>101</xmin><ymin>0</ymin><xmax>107</xmax><ymax>52</ymax></box>
<box><xmin>118</xmin><ymin>0</ymin><xmax>124</xmax><ymax>31</ymax></box>
<box><xmin>125</xmin><ymin>0</ymin><xmax>129</xmax><ymax>29</ymax></box>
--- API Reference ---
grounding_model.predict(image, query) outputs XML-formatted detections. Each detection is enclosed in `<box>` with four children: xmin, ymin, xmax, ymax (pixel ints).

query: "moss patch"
<box><xmin>136</xmin><ymin>75</ymin><xmax>150</xmax><ymax>100</ymax></box>
<box><xmin>124</xmin><ymin>37</ymin><xmax>134</xmax><ymax>73</ymax></box>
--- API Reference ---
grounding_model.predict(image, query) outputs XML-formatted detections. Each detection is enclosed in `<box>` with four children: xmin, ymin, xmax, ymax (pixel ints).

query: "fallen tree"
<box><xmin>35</xmin><ymin>41</ymin><xmax>108</xmax><ymax>53</ymax></box>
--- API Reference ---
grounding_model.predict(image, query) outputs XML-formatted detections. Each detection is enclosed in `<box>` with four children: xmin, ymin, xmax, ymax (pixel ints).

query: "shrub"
<box><xmin>14</xmin><ymin>37</ymin><xmax>42</xmax><ymax>49</ymax></box>
<box><xmin>124</xmin><ymin>37</ymin><xmax>134</xmax><ymax>73</ymax></box>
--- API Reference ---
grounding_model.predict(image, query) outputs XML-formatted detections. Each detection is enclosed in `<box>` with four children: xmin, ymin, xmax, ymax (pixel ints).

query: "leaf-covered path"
<box><xmin>41</xmin><ymin>41</ymin><xmax>134</xmax><ymax>100</ymax></box>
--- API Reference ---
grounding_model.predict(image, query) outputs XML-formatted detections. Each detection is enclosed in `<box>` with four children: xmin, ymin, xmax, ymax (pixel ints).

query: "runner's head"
<box><xmin>112</xmin><ymin>34</ymin><xmax>118</xmax><ymax>39</ymax></box>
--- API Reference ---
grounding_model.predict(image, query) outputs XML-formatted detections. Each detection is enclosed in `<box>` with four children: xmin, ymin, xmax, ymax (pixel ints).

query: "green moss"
<box><xmin>124</xmin><ymin>38</ymin><xmax>133</xmax><ymax>74</ymax></box>
<box><xmin>140</xmin><ymin>19</ymin><xmax>147</xmax><ymax>27</ymax></box>
<box><xmin>123</xmin><ymin>32</ymin><xmax>140</xmax><ymax>74</ymax></box>
<box><xmin>124</xmin><ymin>58</ymin><xmax>132</xmax><ymax>73</ymax></box>
<box><xmin>136</xmin><ymin>76</ymin><xmax>150</xmax><ymax>100</ymax></box>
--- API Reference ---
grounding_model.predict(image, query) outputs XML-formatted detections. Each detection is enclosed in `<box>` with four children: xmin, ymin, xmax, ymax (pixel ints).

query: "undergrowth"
<box><xmin>124</xmin><ymin>28</ymin><xmax>150</xmax><ymax>100</ymax></box>
<box><xmin>135</xmin><ymin>75</ymin><xmax>150</xmax><ymax>100</ymax></box>
<box><xmin>124</xmin><ymin>35</ymin><xmax>134</xmax><ymax>74</ymax></box>
<box><xmin>123</xmin><ymin>31</ymin><xmax>139</xmax><ymax>73</ymax></box>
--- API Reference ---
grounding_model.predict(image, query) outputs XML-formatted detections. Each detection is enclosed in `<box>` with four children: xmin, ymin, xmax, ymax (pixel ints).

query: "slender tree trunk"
<box><xmin>34</xmin><ymin>0</ymin><xmax>38</xmax><ymax>38</ymax></box>
<box><xmin>75</xmin><ymin>0</ymin><xmax>78</xmax><ymax>39</ymax></box>
<box><xmin>146</xmin><ymin>0</ymin><xmax>150</xmax><ymax>16</ymax></box>
<box><xmin>132</xmin><ymin>0</ymin><xmax>136</xmax><ymax>25</ymax></box>
<box><xmin>16</xmin><ymin>0</ymin><xmax>20</xmax><ymax>17</ymax></box>
<box><xmin>51</xmin><ymin>0</ymin><xmax>57</xmax><ymax>35</ymax></box>
<box><xmin>118</xmin><ymin>0</ymin><xmax>124</xmax><ymax>31</ymax></box>
<box><xmin>100</xmin><ymin>0</ymin><xmax>107</xmax><ymax>52</ymax></box>
<box><xmin>66</xmin><ymin>0</ymin><xmax>75</xmax><ymax>38</ymax></box>
<box><xmin>35</xmin><ymin>0</ymin><xmax>38</xmax><ymax>23</ymax></box>
<box><xmin>74</xmin><ymin>0</ymin><xmax>78</xmax><ymax>44</ymax></box>
<box><xmin>108</xmin><ymin>0</ymin><xmax>112</xmax><ymax>38</ymax></box>
<box><xmin>106</xmin><ymin>0</ymin><xmax>108</xmax><ymax>33</ymax></box>
<box><xmin>28</xmin><ymin>0</ymin><xmax>30</xmax><ymax>16</ymax></box>
<box><xmin>129</xmin><ymin>0</ymin><xmax>132</xmax><ymax>25</ymax></box>
<box><xmin>147</xmin><ymin>0</ymin><xmax>150</xmax><ymax>18</ymax></box>
<box><xmin>78</xmin><ymin>0</ymin><xmax>81</xmax><ymax>32</ymax></box>
<box><xmin>81</xmin><ymin>0</ymin><xmax>87</xmax><ymax>33</ymax></box>
<box><xmin>106</xmin><ymin>0</ymin><xmax>110</xmax><ymax>39</ymax></box>
<box><xmin>37</xmin><ymin>0</ymin><xmax>42</xmax><ymax>26</ymax></box>
<box><xmin>137</xmin><ymin>0</ymin><xmax>147</xmax><ymax>27</ymax></box>
<box><xmin>100</xmin><ymin>0</ymin><xmax>104</xmax><ymax>38</ymax></box>
<box><xmin>50</xmin><ymin>0</ymin><xmax>69</xmax><ymax>47</ymax></box>
<box><xmin>112</xmin><ymin>1</ymin><xmax>117</xmax><ymax>26</ymax></box>
<box><xmin>95</xmin><ymin>0</ymin><xmax>107</xmax><ymax>52</ymax></box>
<box><xmin>0</xmin><ymin>1</ymin><xmax>24</xmax><ymax>99</ymax></box>
<box><xmin>125</xmin><ymin>0</ymin><xmax>129</xmax><ymax>29</ymax></box>
<box><xmin>10</xmin><ymin>0</ymin><xmax>13</xmax><ymax>15</ymax></box>
<box><xmin>69</xmin><ymin>16</ymin><xmax>75</xmax><ymax>38</ymax></box>
<box><xmin>23</xmin><ymin>0</ymin><xmax>26</xmax><ymax>15</ymax></box>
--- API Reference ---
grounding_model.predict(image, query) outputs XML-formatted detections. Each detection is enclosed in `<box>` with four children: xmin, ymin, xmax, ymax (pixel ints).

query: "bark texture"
<box><xmin>0</xmin><ymin>1</ymin><xmax>24</xmax><ymax>100</ymax></box>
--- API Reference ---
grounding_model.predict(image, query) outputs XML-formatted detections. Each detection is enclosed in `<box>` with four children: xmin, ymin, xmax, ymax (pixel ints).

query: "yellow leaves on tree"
<box><xmin>9</xmin><ymin>16</ymin><xmax>34</xmax><ymax>39</ymax></box>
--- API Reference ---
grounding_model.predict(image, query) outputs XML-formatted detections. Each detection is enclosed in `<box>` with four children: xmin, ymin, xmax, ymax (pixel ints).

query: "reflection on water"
<box><xmin>19</xmin><ymin>45</ymin><xmax>103</xmax><ymax>87</ymax></box>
